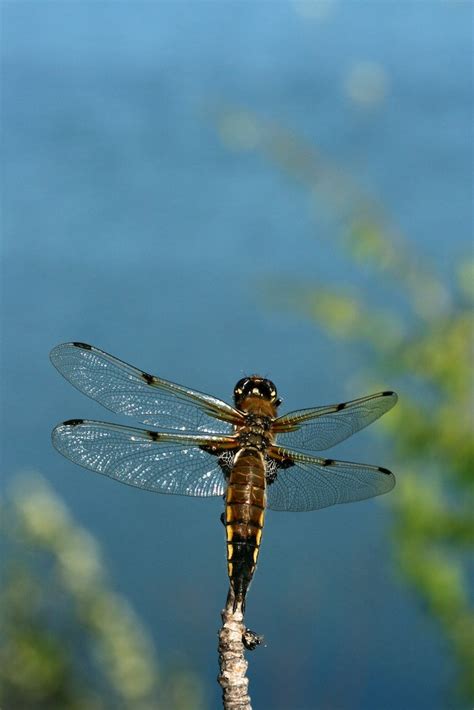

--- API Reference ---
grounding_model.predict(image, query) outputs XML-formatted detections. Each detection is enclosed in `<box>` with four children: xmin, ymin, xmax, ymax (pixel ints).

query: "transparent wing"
<box><xmin>52</xmin><ymin>419</ymin><xmax>238</xmax><ymax>497</ymax></box>
<box><xmin>50</xmin><ymin>342</ymin><xmax>244</xmax><ymax>434</ymax></box>
<box><xmin>266</xmin><ymin>447</ymin><xmax>395</xmax><ymax>512</ymax></box>
<box><xmin>273</xmin><ymin>391</ymin><xmax>397</xmax><ymax>453</ymax></box>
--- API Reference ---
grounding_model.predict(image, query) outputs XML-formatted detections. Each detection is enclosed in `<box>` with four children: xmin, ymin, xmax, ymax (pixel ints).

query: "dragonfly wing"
<box><xmin>52</xmin><ymin>420</ymin><xmax>238</xmax><ymax>497</ymax></box>
<box><xmin>273</xmin><ymin>391</ymin><xmax>397</xmax><ymax>453</ymax></box>
<box><xmin>266</xmin><ymin>446</ymin><xmax>395</xmax><ymax>512</ymax></box>
<box><xmin>50</xmin><ymin>342</ymin><xmax>243</xmax><ymax>434</ymax></box>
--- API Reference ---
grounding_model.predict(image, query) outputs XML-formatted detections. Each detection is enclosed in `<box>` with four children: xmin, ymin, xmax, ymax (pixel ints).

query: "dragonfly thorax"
<box><xmin>237</xmin><ymin>413</ymin><xmax>274</xmax><ymax>452</ymax></box>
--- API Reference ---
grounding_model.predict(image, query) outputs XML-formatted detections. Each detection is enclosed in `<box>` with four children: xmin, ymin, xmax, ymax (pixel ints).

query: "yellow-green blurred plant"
<box><xmin>0</xmin><ymin>472</ymin><xmax>204</xmax><ymax>710</ymax></box>
<box><xmin>216</xmin><ymin>108</ymin><xmax>474</xmax><ymax>701</ymax></box>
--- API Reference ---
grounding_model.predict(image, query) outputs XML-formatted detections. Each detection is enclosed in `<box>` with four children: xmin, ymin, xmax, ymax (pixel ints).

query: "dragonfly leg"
<box><xmin>242</xmin><ymin>628</ymin><xmax>264</xmax><ymax>651</ymax></box>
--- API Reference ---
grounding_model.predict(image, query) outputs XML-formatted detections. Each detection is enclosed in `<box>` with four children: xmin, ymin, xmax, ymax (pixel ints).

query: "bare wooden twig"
<box><xmin>217</xmin><ymin>590</ymin><xmax>263</xmax><ymax>710</ymax></box>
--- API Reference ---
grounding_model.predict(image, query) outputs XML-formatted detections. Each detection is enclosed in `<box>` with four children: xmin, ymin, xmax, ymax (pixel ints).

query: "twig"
<box><xmin>217</xmin><ymin>591</ymin><xmax>263</xmax><ymax>710</ymax></box>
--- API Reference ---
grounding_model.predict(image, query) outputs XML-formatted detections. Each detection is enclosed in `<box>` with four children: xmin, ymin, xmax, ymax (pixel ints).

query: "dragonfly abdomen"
<box><xmin>225</xmin><ymin>449</ymin><xmax>266</xmax><ymax>610</ymax></box>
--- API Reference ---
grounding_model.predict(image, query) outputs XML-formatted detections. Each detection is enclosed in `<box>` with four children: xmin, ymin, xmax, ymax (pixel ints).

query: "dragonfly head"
<box><xmin>233</xmin><ymin>376</ymin><xmax>281</xmax><ymax>409</ymax></box>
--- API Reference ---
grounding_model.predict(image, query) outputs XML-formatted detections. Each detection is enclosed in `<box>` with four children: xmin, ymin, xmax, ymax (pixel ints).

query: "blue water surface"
<box><xmin>2</xmin><ymin>2</ymin><xmax>472</xmax><ymax>709</ymax></box>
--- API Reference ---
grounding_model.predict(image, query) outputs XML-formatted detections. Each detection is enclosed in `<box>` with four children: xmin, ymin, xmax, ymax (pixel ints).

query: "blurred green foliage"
<box><xmin>0</xmin><ymin>473</ymin><xmax>204</xmax><ymax>710</ymax></box>
<box><xmin>217</xmin><ymin>108</ymin><xmax>474</xmax><ymax>702</ymax></box>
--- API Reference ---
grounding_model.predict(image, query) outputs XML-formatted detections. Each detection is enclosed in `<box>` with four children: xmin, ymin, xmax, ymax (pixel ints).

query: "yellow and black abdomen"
<box><xmin>225</xmin><ymin>448</ymin><xmax>266</xmax><ymax>609</ymax></box>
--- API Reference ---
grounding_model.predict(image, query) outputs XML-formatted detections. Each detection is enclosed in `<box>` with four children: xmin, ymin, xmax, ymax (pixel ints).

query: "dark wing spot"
<box><xmin>279</xmin><ymin>457</ymin><xmax>295</xmax><ymax>469</ymax></box>
<box><xmin>141</xmin><ymin>372</ymin><xmax>155</xmax><ymax>385</ymax></box>
<box><xmin>378</xmin><ymin>466</ymin><xmax>392</xmax><ymax>475</ymax></box>
<box><xmin>147</xmin><ymin>431</ymin><xmax>160</xmax><ymax>441</ymax></box>
<box><xmin>322</xmin><ymin>458</ymin><xmax>335</xmax><ymax>466</ymax></box>
<box><xmin>382</xmin><ymin>390</ymin><xmax>395</xmax><ymax>397</ymax></box>
<box><xmin>72</xmin><ymin>342</ymin><xmax>92</xmax><ymax>350</ymax></box>
<box><xmin>336</xmin><ymin>402</ymin><xmax>346</xmax><ymax>411</ymax></box>
<box><xmin>63</xmin><ymin>419</ymin><xmax>84</xmax><ymax>426</ymax></box>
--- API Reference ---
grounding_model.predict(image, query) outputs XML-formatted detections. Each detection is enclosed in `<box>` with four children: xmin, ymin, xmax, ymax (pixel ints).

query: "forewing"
<box><xmin>266</xmin><ymin>447</ymin><xmax>395</xmax><ymax>512</ymax></box>
<box><xmin>273</xmin><ymin>391</ymin><xmax>397</xmax><ymax>453</ymax></box>
<box><xmin>50</xmin><ymin>342</ymin><xmax>243</xmax><ymax>434</ymax></box>
<box><xmin>52</xmin><ymin>420</ymin><xmax>238</xmax><ymax>497</ymax></box>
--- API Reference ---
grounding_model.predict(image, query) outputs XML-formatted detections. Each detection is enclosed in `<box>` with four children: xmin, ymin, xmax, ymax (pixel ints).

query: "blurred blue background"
<box><xmin>2</xmin><ymin>2</ymin><xmax>472</xmax><ymax>709</ymax></box>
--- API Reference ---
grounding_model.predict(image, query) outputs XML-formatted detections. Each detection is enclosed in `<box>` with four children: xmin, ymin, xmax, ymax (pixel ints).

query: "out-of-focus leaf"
<box><xmin>217</xmin><ymin>107</ymin><xmax>474</xmax><ymax>702</ymax></box>
<box><xmin>0</xmin><ymin>473</ymin><xmax>205</xmax><ymax>710</ymax></box>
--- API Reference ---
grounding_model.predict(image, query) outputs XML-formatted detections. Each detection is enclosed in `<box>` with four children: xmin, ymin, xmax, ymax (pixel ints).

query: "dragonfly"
<box><xmin>50</xmin><ymin>342</ymin><xmax>397</xmax><ymax>613</ymax></box>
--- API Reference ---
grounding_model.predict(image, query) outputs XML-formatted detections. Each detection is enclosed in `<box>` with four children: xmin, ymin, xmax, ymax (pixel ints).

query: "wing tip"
<box><xmin>49</xmin><ymin>343</ymin><xmax>61</xmax><ymax>364</ymax></box>
<box><xmin>51</xmin><ymin>419</ymin><xmax>85</xmax><ymax>444</ymax></box>
<box><xmin>50</xmin><ymin>342</ymin><xmax>89</xmax><ymax>371</ymax></box>
<box><xmin>50</xmin><ymin>341</ymin><xmax>93</xmax><ymax>360</ymax></box>
<box><xmin>62</xmin><ymin>418</ymin><xmax>85</xmax><ymax>427</ymax></box>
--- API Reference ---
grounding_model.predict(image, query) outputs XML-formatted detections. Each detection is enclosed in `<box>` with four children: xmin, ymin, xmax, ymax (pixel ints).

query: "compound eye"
<box><xmin>263</xmin><ymin>380</ymin><xmax>278</xmax><ymax>401</ymax></box>
<box><xmin>255</xmin><ymin>381</ymin><xmax>273</xmax><ymax>400</ymax></box>
<box><xmin>234</xmin><ymin>377</ymin><xmax>250</xmax><ymax>397</ymax></box>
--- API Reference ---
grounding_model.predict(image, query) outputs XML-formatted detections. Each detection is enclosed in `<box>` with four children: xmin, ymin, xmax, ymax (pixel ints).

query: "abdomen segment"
<box><xmin>225</xmin><ymin>449</ymin><xmax>266</xmax><ymax>610</ymax></box>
